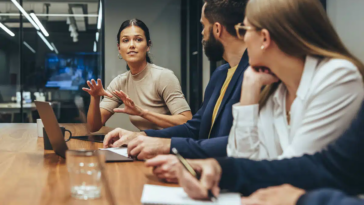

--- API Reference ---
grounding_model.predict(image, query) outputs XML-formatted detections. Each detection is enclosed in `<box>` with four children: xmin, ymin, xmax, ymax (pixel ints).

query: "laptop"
<box><xmin>35</xmin><ymin>101</ymin><xmax>133</xmax><ymax>162</ymax></box>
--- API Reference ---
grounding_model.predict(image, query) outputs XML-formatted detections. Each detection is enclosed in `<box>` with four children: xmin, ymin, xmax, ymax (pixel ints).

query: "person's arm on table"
<box><xmin>105</xmin><ymin>130</ymin><xmax>228</xmax><ymax>159</ymax></box>
<box><xmin>171</xmin><ymin>136</ymin><xmax>228</xmax><ymax>159</ymax></box>
<box><xmin>297</xmin><ymin>189</ymin><xmax>364</xmax><ymax>205</ymax></box>
<box><xmin>124</xmin><ymin>118</ymin><xmax>228</xmax><ymax>160</ymax></box>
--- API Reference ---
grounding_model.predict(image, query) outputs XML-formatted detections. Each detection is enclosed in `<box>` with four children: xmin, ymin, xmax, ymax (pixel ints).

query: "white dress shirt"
<box><xmin>227</xmin><ymin>56</ymin><xmax>364</xmax><ymax>160</ymax></box>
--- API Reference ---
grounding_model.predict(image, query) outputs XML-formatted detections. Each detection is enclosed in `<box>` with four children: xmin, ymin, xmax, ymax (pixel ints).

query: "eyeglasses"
<box><xmin>235</xmin><ymin>23</ymin><xmax>256</xmax><ymax>39</ymax></box>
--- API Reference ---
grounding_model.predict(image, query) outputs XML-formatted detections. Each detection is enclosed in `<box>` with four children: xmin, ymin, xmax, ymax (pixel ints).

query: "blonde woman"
<box><xmin>227</xmin><ymin>0</ymin><xmax>364</xmax><ymax>159</ymax></box>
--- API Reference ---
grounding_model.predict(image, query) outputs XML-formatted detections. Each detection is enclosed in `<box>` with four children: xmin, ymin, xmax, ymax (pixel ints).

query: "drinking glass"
<box><xmin>66</xmin><ymin>150</ymin><xmax>105</xmax><ymax>200</ymax></box>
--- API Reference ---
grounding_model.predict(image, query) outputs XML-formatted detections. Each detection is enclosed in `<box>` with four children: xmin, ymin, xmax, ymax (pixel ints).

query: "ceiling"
<box><xmin>0</xmin><ymin>1</ymin><xmax>99</xmax><ymax>28</ymax></box>
<box><xmin>0</xmin><ymin>0</ymin><xmax>101</xmax><ymax>54</ymax></box>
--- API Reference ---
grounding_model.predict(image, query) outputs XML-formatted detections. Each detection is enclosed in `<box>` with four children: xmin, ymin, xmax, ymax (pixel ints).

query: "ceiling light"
<box><xmin>93</xmin><ymin>41</ymin><xmax>97</xmax><ymax>52</ymax></box>
<box><xmin>69</xmin><ymin>24</ymin><xmax>76</xmax><ymax>32</ymax></box>
<box><xmin>96</xmin><ymin>32</ymin><xmax>99</xmax><ymax>42</ymax></box>
<box><xmin>51</xmin><ymin>43</ymin><xmax>58</xmax><ymax>54</ymax></box>
<box><xmin>97</xmin><ymin>1</ymin><xmax>102</xmax><ymax>30</ymax></box>
<box><xmin>0</xmin><ymin>23</ymin><xmax>15</xmax><ymax>37</ymax></box>
<box><xmin>70</xmin><ymin>32</ymin><xmax>78</xmax><ymax>38</ymax></box>
<box><xmin>4</xmin><ymin>22</ymin><xmax>33</xmax><ymax>28</ymax></box>
<box><xmin>30</xmin><ymin>13</ymin><xmax>49</xmax><ymax>37</ymax></box>
<box><xmin>23</xmin><ymin>41</ymin><xmax>36</xmax><ymax>53</ymax></box>
<box><xmin>37</xmin><ymin>31</ymin><xmax>54</xmax><ymax>51</ymax></box>
<box><xmin>0</xmin><ymin>13</ymin><xmax>98</xmax><ymax>17</ymax></box>
<box><xmin>71</xmin><ymin>6</ymin><xmax>86</xmax><ymax>31</ymax></box>
<box><xmin>11</xmin><ymin>0</ymin><xmax>39</xmax><ymax>30</ymax></box>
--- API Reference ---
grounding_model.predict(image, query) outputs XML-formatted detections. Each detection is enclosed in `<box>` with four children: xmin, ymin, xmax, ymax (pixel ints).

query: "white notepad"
<box><xmin>141</xmin><ymin>184</ymin><xmax>241</xmax><ymax>205</ymax></box>
<box><xmin>99</xmin><ymin>147</ymin><xmax>128</xmax><ymax>157</ymax></box>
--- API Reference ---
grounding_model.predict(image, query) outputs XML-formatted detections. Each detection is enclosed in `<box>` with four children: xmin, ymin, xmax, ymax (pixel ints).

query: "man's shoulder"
<box><xmin>216</xmin><ymin>63</ymin><xmax>231</xmax><ymax>72</ymax></box>
<box><xmin>210</xmin><ymin>63</ymin><xmax>230</xmax><ymax>78</ymax></box>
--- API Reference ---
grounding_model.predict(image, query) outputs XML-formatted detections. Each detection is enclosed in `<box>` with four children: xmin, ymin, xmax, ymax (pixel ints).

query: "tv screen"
<box><xmin>45</xmin><ymin>53</ymin><xmax>100</xmax><ymax>90</ymax></box>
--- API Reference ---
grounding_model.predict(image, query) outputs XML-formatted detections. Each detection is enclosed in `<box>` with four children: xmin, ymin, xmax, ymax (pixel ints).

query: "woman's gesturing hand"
<box><xmin>82</xmin><ymin>79</ymin><xmax>113</xmax><ymax>98</ymax></box>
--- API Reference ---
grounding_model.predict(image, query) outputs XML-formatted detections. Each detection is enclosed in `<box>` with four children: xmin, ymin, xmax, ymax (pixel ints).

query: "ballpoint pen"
<box><xmin>172</xmin><ymin>147</ymin><xmax>217</xmax><ymax>202</ymax></box>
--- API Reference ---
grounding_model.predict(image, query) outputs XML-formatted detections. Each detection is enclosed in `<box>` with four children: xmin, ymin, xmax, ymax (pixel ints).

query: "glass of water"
<box><xmin>66</xmin><ymin>150</ymin><xmax>105</xmax><ymax>200</ymax></box>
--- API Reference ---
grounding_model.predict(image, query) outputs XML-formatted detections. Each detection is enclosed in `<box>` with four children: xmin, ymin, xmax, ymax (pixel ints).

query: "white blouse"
<box><xmin>227</xmin><ymin>56</ymin><xmax>364</xmax><ymax>160</ymax></box>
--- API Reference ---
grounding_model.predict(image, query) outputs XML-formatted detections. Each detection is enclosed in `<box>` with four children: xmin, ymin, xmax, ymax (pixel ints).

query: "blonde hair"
<box><xmin>246</xmin><ymin>0</ymin><xmax>364</xmax><ymax>108</ymax></box>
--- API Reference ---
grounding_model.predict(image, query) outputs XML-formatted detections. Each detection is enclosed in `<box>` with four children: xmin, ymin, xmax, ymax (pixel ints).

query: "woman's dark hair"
<box><xmin>117</xmin><ymin>19</ymin><xmax>152</xmax><ymax>70</ymax></box>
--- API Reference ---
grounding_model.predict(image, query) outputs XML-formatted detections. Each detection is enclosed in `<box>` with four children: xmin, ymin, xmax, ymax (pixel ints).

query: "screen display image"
<box><xmin>45</xmin><ymin>53</ymin><xmax>100</xmax><ymax>90</ymax></box>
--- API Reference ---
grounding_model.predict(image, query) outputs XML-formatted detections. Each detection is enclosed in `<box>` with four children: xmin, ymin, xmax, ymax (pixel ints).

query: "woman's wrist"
<box><xmin>90</xmin><ymin>95</ymin><xmax>101</xmax><ymax>102</ymax></box>
<box><xmin>243</xmin><ymin>74</ymin><xmax>263</xmax><ymax>88</ymax></box>
<box><xmin>140</xmin><ymin>109</ymin><xmax>149</xmax><ymax>117</ymax></box>
<box><xmin>240</xmin><ymin>80</ymin><xmax>262</xmax><ymax>105</ymax></box>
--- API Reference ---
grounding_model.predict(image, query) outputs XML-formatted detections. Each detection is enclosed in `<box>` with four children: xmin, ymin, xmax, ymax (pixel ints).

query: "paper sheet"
<box><xmin>99</xmin><ymin>147</ymin><xmax>128</xmax><ymax>157</ymax></box>
<box><xmin>141</xmin><ymin>184</ymin><xmax>241</xmax><ymax>205</ymax></box>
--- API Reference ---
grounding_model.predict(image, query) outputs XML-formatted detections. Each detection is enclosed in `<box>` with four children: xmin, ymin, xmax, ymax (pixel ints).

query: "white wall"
<box><xmin>202</xmin><ymin>51</ymin><xmax>210</xmax><ymax>98</ymax></box>
<box><xmin>104</xmin><ymin>0</ymin><xmax>181</xmax><ymax>130</ymax></box>
<box><xmin>327</xmin><ymin>0</ymin><xmax>364</xmax><ymax>63</ymax></box>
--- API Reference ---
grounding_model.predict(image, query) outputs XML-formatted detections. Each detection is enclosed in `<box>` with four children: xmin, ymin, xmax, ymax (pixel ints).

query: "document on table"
<box><xmin>99</xmin><ymin>147</ymin><xmax>128</xmax><ymax>157</ymax></box>
<box><xmin>141</xmin><ymin>184</ymin><xmax>241</xmax><ymax>205</ymax></box>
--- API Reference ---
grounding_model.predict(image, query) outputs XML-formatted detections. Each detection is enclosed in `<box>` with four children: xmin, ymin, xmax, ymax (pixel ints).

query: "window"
<box><xmin>0</xmin><ymin>0</ymin><xmax>104</xmax><ymax>123</ymax></box>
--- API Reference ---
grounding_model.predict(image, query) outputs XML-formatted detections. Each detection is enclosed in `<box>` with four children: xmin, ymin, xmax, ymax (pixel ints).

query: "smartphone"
<box><xmin>71</xmin><ymin>135</ymin><xmax>105</xmax><ymax>143</ymax></box>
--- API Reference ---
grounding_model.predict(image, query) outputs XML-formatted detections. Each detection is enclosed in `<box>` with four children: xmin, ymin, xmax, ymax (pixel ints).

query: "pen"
<box><xmin>172</xmin><ymin>147</ymin><xmax>217</xmax><ymax>202</ymax></box>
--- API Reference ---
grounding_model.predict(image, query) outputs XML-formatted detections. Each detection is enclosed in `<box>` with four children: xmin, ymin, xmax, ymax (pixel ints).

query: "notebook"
<box><xmin>141</xmin><ymin>185</ymin><xmax>241</xmax><ymax>205</ymax></box>
<box><xmin>99</xmin><ymin>147</ymin><xmax>128</xmax><ymax>157</ymax></box>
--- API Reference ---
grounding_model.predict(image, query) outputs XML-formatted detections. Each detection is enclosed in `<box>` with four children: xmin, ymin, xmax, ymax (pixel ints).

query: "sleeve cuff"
<box><xmin>232</xmin><ymin>103</ymin><xmax>259</xmax><ymax>126</ymax></box>
<box><xmin>144</xmin><ymin>129</ymin><xmax>160</xmax><ymax>137</ymax></box>
<box><xmin>171</xmin><ymin>106</ymin><xmax>191</xmax><ymax>115</ymax></box>
<box><xmin>170</xmin><ymin>137</ymin><xmax>189</xmax><ymax>155</ymax></box>
<box><xmin>100</xmin><ymin>105</ymin><xmax>115</xmax><ymax>113</ymax></box>
<box><xmin>296</xmin><ymin>193</ymin><xmax>308</xmax><ymax>205</ymax></box>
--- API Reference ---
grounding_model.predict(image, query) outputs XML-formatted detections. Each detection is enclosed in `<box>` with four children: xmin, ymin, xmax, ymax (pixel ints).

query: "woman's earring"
<box><xmin>118</xmin><ymin>53</ymin><xmax>123</xmax><ymax>59</ymax></box>
<box><xmin>261</xmin><ymin>45</ymin><xmax>265</xmax><ymax>50</ymax></box>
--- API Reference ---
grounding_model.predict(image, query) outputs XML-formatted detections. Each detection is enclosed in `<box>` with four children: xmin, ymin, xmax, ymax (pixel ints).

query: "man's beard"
<box><xmin>202</xmin><ymin>29</ymin><xmax>225</xmax><ymax>62</ymax></box>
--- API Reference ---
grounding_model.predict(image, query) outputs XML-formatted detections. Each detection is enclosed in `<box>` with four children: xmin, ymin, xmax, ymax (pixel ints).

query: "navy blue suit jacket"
<box><xmin>216</xmin><ymin>101</ymin><xmax>364</xmax><ymax>196</ymax></box>
<box><xmin>144</xmin><ymin>51</ymin><xmax>249</xmax><ymax>158</ymax></box>
<box><xmin>297</xmin><ymin>189</ymin><xmax>364</xmax><ymax>205</ymax></box>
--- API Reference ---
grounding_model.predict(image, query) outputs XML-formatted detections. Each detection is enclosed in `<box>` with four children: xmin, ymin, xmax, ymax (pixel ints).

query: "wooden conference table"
<box><xmin>0</xmin><ymin>123</ymin><xmax>176</xmax><ymax>205</ymax></box>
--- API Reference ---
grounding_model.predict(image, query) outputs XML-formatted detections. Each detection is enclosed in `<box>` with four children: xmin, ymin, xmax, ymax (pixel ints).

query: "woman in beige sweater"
<box><xmin>83</xmin><ymin>19</ymin><xmax>192</xmax><ymax>132</ymax></box>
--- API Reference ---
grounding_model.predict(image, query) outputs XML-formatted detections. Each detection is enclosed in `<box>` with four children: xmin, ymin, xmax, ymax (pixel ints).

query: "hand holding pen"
<box><xmin>172</xmin><ymin>148</ymin><xmax>220</xmax><ymax>201</ymax></box>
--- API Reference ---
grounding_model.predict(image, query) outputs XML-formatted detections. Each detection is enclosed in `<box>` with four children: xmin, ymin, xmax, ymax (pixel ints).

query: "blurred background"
<box><xmin>0</xmin><ymin>0</ymin><xmax>362</xmax><ymax>132</ymax></box>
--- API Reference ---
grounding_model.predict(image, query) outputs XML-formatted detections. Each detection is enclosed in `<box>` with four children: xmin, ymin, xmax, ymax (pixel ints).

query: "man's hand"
<box><xmin>103</xmin><ymin>128</ymin><xmax>146</xmax><ymax>148</ymax></box>
<box><xmin>145</xmin><ymin>155</ymin><xmax>179</xmax><ymax>183</ymax></box>
<box><xmin>241</xmin><ymin>184</ymin><xmax>306</xmax><ymax>205</ymax></box>
<box><xmin>176</xmin><ymin>159</ymin><xmax>221</xmax><ymax>200</ymax></box>
<box><xmin>128</xmin><ymin>136</ymin><xmax>171</xmax><ymax>160</ymax></box>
